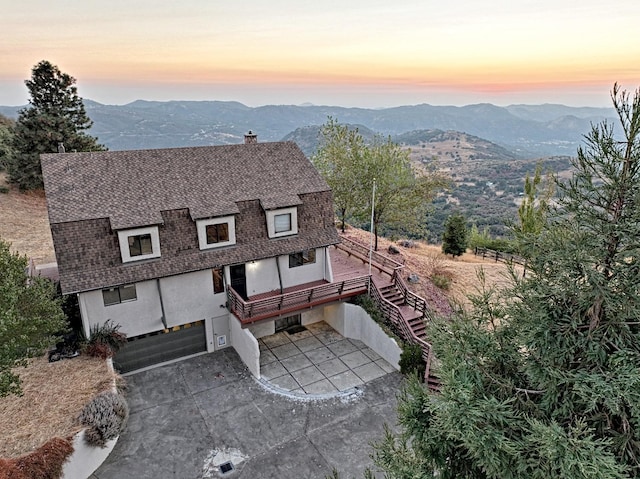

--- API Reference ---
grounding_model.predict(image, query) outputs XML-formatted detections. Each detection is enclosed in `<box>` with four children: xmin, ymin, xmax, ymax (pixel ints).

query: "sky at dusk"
<box><xmin>2</xmin><ymin>0</ymin><xmax>640</xmax><ymax>108</ymax></box>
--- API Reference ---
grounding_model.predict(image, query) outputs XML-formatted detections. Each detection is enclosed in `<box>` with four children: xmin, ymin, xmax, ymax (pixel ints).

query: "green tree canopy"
<box><xmin>312</xmin><ymin>117</ymin><xmax>366</xmax><ymax>232</ymax></box>
<box><xmin>512</xmin><ymin>162</ymin><xmax>554</xmax><ymax>256</ymax></box>
<box><xmin>371</xmin><ymin>84</ymin><xmax>640</xmax><ymax>478</ymax></box>
<box><xmin>0</xmin><ymin>114</ymin><xmax>15</xmax><ymax>172</ymax></box>
<box><xmin>7</xmin><ymin>60</ymin><xmax>105</xmax><ymax>190</ymax></box>
<box><xmin>441</xmin><ymin>211</ymin><xmax>468</xmax><ymax>257</ymax></box>
<box><xmin>0</xmin><ymin>238</ymin><xmax>67</xmax><ymax>396</ymax></box>
<box><xmin>313</xmin><ymin>118</ymin><xmax>448</xmax><ymax>249</ymax></box>
<box><xmin>357</xmin><ymin>135</ymin><xmax>448</xmax><ymax>250</ymax></box>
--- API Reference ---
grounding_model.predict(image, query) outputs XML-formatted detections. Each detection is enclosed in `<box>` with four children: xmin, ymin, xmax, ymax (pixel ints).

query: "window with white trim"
<box><xmin>197</xmin><ymin>216</ymin><xmax>236</xmax><ymax>250</ymax></box>
<box><xmin>102</xmin><ymin>284</ymin><xmax>137</xmax><ymax>306</ymax></box>
<box><xmin>266</xmin><ymin>207</ymin><xmax>298</xmax><ymax>238</ymax></box>
<box><xmin>118</xmin><ymin>226</ymin><xmax>161</xmax><ymax>263</ymax></box>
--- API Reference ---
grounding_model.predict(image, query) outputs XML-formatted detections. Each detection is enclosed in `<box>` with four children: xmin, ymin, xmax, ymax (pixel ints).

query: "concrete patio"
<box><xmin>259</xmin><ymin>321</ymin><xmax>396</xmax><ymax>396</ymax></box>
<box><xmin>92</xmin><ymin>347</ymin><xmax>403</xmax><ymax>479</ymax></box>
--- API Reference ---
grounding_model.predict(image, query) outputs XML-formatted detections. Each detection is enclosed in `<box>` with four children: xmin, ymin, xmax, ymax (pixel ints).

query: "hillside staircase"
<box><xmin>336</xmin><ymin>236</ymin><xmax>441</xmax><ymax>391</ymax></box>
<box><xmin>378</xmin><ymin>283</ymin><xmax>427</xmax><ymax>339</ymax></box>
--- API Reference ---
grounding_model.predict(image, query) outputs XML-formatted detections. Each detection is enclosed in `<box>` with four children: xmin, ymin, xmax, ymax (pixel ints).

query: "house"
<box><xmin>41</xmin><ymin>134</ymin><xmax>370</xmax><ymax>374</ymax></box>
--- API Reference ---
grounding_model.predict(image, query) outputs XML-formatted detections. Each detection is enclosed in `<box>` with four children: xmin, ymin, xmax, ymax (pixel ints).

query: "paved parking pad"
<box><xmin>258</xmin><ymin>322</ymin><xmax>396</xmax><ymax>396</ymax></box>
<box><xmin>92</xmin><ymin>348</ymin><xmax>403</xmax><ymax>479</ymax></box>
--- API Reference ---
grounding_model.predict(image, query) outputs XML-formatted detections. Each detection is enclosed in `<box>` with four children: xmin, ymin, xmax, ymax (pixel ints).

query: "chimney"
<box><xmin>57</xmin><ymin>142</ymin><xmax>65</xmax><ymax>153</ymax></box>
<box><xmin>244</xmin><ymin>130</ymin><xmax>257</xmax><ymax>144</ymax></box>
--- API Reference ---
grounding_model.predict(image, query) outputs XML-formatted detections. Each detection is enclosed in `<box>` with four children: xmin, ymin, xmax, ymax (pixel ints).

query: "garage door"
<box><xmin>113</xmin><ymin>320</ymin><xmax>207</xmax><ymax>373</ymax></box>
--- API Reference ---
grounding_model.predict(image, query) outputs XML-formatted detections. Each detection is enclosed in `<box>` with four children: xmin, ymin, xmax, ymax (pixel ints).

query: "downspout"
<box><xmin>275</xmin><ymin>257</ymin><xmax>283</xmax><ymax>294</ymax></box>
<box><xmin>156</xmin><ymin>279</ymin><xmax>168</xmax><ymax>329</ymax></box>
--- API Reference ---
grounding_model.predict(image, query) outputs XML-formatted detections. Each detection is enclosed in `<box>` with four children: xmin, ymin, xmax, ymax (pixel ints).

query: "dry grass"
<box><xmin>0</xmin><ymin>173</ymin><xmax>55</xmax><ymax>265</ymax></box>
<box><xmin>0</xmin><ymin>355</ymin><xmax>117</xmax><ymax>458</ymax></box>
<box><xmin>343</xmin><ymin>226</ymin><xmax>520</xmax><ymax>310</ymax></box>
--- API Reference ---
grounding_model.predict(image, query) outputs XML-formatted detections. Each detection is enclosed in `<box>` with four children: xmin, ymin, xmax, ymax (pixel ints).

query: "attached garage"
<box><xmin>113</xmin><ymin>321</ymin><xmax>207</xmax><ymax>373</ymax></box>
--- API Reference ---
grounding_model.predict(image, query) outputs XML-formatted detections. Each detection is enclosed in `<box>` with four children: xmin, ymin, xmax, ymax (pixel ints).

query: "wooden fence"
<box><xmin>474</xmin><ymin>247</ymin><xmax>527</xmax><ymax>273</ymax></box>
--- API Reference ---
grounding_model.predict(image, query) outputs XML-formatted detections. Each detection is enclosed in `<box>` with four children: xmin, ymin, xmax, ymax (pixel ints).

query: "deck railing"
<box><xmin>228</xmin><ymin>275</ymin><xmax>370</xmax><ymax>325</ymax></box>
<box><xmin>391</xmin><ymin>269</ymin><xmax>432</xmax><ymax>321</ymax></box>
<box><xmin>368</xmin><ymin>278</ymin><xmax>434</xmax><ymax>370</ymax></box>
<box><xmin>336</xmin><ymin>236</ymin><xmax>405</xmax><ymax>276</ymax></box>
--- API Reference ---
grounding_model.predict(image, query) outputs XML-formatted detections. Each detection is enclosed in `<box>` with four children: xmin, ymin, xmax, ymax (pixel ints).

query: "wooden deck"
<box><xmin>228</xmin><ymin>250</ymin><xmax>370</xmax><ymax>325</ymax></box>
<box><xmin>228</xmin><ymin>244</ymin><xmax>425</xmax><ymax>327</ymax></box>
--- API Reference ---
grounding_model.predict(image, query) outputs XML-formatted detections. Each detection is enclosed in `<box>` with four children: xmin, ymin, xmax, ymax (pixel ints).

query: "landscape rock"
<box><xmin>407</xmin><ymin>273</ymin><xmax>420</xmax><ymax>284</ymax></box>
<box><xmin>388</xmin><ymin>245</ymin><xmax>400</xmax><ymax>255</ymax></box>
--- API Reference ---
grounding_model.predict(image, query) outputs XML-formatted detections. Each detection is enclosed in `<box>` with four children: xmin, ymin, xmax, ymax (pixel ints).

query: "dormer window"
<box><xmin>274</xmin><ymin>213</ymin><xmax>291</xmax><ymax>233</ymax></box>
<box><xmin>118</xmin><ymin>226</ymin><xmax>161</xmax><ymax>263</ymax></box>
<box><xmin>128</xmin><ymin>234</ymin><xmax>152</xmax><ymax>257</ymax></box>
<box><xmin>197</xmin><ymin>216</ymin><xmax>236</xmax><ymax>250</ymax></box>
<box><xmin>266</xmin><ymin>207</ymin><xmax>298</xmax><ymax>238</ymax></box>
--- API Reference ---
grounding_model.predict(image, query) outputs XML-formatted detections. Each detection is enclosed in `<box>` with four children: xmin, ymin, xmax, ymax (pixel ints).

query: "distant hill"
<box><xmin>0</xmin><ymin>100</ymin><xmax>615</xmax><ymax>156</ymax></box>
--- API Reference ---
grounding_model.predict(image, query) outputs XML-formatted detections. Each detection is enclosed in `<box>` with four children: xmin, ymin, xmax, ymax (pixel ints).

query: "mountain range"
<box><xmin>0</xmin><ymin>100</ymin><xmax>615</xmax><ymax>157</ymax></box>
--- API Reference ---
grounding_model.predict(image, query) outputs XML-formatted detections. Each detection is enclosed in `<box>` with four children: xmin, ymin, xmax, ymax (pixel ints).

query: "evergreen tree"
<box><xmin>0</xmin><ymin>115</ymin><xmax>15</xmax><ymax>172</ymax></box>
<box><xmin>513</xmin><ymin>163</ymin><xmax>554</xmax><ymax>256</ymax></box>
<box><xmin>0</xmin><ymin>238</ymin><xmax>67</xmax><ymax>396</ymax></box>
<box><xmin>7</xmin><ymin>60</ymin><xmax>105</xmax><ymax>190</ymax></box>
<box><xmin>372</xmin><ymin>84</ymin><xmax>640</xmax><ymax>478</ymax></box>
<box><xmin>441</xmin><ymin>212</ymin><xmax>468</xmax><ymax>257</ymax></box>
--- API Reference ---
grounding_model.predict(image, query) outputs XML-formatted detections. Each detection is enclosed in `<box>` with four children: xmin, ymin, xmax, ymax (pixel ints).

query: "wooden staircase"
<box><xmin>375</xmin><ymin>279</ymin><xmax>440</xmax><ymax>391</ymax></box>
<box><xmin>336</xmin><ymin>236</ymin><xmax>441</xmax><ymax>391</ymax></box>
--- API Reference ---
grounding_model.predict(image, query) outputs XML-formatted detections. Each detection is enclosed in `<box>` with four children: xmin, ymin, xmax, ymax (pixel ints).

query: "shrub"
<box><xmin>431</xmin><ymin>274</ymin><xmax>452</xmax><ymax>290</ymax></box>
<box><xmin>83</xmin><ymin>342</ymin><xmax>113</xmax><ymax>359</ymax></box>
<box><xmin>77</xmin><ymin>391</ymin><xmax>129</xmax><ymax>448</ymax></box>
<box><xmin>398</xmin><ymin>342</ymin><xmax>426</xmax><ymax>379</ymax></box>
<box><xmin>85</xmin><ymin>320</ymin><xmax>127</xmax><ymax>358</ymax></box>
<box><xmin>0</xmin><ymin>437</ymin><xmax>74</xmax><ymax>479</ymax></box>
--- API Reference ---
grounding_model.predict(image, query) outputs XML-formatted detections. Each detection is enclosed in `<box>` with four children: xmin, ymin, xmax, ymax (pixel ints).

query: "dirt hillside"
<box><xmin>341</xmin><ymin>227</ymin><xmax>518</xmax><ymax>310</ymax></box>
<box><xmin>0</xmin><ymin>173</ymin><xmax>55</xmax><ymax>264</ymax></box>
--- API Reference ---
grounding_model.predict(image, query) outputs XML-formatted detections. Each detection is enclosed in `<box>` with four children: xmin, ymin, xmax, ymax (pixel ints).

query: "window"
<box><xmin>212</xmin><ymin>267</ymin><xmax>224</xmax><ymax>294</ymax></box>
<box><xmin>197</xmin><ymin>216</ymin><xmax>236</xmax><ymax>250</ymax></box>
<box><xmin>128</xmin><ymin>234</ymin><xmax>152</xmax><ymax>257</ymax></box>
<box><xmin>265</xmin><ymin>207</ymin><xmax>298</xmax><ymax>238</ymax></box>
<box><xmin>274</xmin><ymin>213</ymin><xmax>291</xmax><ymax>233</ymax></box>
<box><xmin>206</xmin><ymin>223</ymin><xmax>229</xmax><ymax>244</ymax></box>
<box><xmin>102</xmin><ymin>284</ymin><xmax>137</xmax><ymax>306</ymax></box>
<box><xmin>118</xmin><ymin>226</ymin><xmax>161</xmax><ymax>263</ymax></box>
<box><xmin>289</xmin><ymin>249</ymin><xmax>316</xmax><ymax>268</ymax></box>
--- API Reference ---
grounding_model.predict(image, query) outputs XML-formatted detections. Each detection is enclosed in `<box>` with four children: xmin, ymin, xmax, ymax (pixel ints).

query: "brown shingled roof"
<box><xmin>41</xmin><ymin>142</ymin><xmax>330</xmax><ymax>228</ymax></box>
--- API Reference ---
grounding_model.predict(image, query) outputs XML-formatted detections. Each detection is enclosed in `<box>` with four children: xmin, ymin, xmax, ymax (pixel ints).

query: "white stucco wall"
<box><xmin>279</xmin><ymin>248</ymin><xmax>327</xmax><ymax>289</ymax></box>
<box><xmin>230</xmin><ymin>314</ymin><xmax>260</xmax><ymax>377</ymax></box>
<box><xmin>160</xmin><ymin>270</ymin><xmax>223</xmax><ymax>327</ymax></box>
<box><xmin>301</xmin><ymin>308</ymin><xmax>325</xmax><ymax>326</ymax></box>
<box><xmin>324</xmin><ymin>247</ymin><xmax>334</xmax><ymax>282</ymax></box>
<box><xmin>248</xmin><ymin>320</ymin><xmax>275</xmax><ymax>339</ymax></box>
<box><xmin>78</xmin><ymin>280</ymin><xmax>164</xmax><ymax>338</ymax></box>
<box><xmin>245</xmin><ymin>257</ymin><xmax>280</xmax><ymax>296</ymax></box>
<box><xmin>323</xmin><ymin>303</ymin><xmax>401</xmax><ymax>370</ymax></box>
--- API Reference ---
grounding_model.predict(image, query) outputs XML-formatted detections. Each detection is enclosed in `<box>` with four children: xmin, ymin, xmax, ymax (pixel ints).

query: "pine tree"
<box><xmin>372</xmin><ymin>84</ymin><xmax>640</xmax><ymax>478</ymax></box>
<box><xmin>441</xmin><ymin>212</ymin><xmax>468</xmax><ymax>257</ymax></box>
<box><xmin>7</xmin><ymin>60</ymin><xmax>105</xmax><ymax>190</ymax></box>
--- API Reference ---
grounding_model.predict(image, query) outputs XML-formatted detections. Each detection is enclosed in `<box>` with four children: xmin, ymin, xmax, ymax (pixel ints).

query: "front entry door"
<box><xmin>230</xmin><ymin>264</ymin><xmax>247</xmax><ymax>300</ymax></box>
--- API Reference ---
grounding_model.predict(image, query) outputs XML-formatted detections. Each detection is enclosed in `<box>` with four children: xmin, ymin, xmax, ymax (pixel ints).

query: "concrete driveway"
<box><xmin>91</xmin><ymin>348</ymin><xmax>403</xmax><ymax>479</ymax></box>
